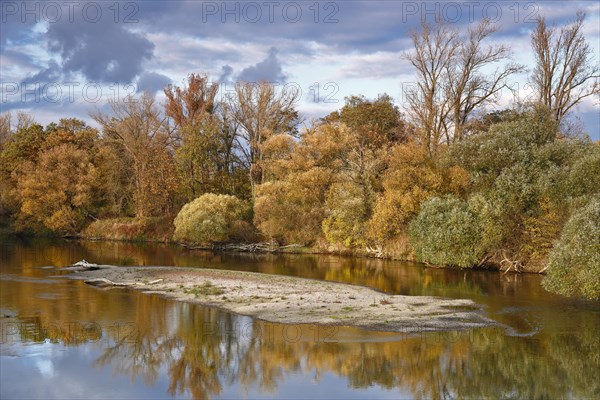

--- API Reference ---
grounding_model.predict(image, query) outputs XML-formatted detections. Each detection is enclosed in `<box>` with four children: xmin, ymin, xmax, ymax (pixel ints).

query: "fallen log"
<box><xmin>84</xmin><ymin>277</ymin><xmax>164</xmax><ymax>288</ymax></box>
<box><xmin>64</xmin><ymin>259</ymin><xmax>101</xmax><ymax>271</ymax></box>
<box><xmin>84</xmin><ymin>278</ymin><xmax>115</xmax><ymax>288</ymax></box>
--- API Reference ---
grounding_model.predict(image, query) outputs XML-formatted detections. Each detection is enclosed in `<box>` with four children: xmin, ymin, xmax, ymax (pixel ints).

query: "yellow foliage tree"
<box><xmin>17</xmin><ymin>143</ymin><xmax>100</xmax><ymax>234</ymax></box>
<box><xmin>367</xmin><ymin>142</ymin><xmax>469</xmax><ymax>244</ymax></box>
<box><xmin>253</xmin><ymin>124</ymin><xmax>349</xmax><ymax>244</ymax></box>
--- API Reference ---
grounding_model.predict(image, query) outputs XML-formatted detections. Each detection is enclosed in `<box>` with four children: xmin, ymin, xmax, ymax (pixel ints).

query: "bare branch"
<box><xmin>531</xmin><ymin>12</ymin><xmax>600</xmax><ymax>124</ymax></box>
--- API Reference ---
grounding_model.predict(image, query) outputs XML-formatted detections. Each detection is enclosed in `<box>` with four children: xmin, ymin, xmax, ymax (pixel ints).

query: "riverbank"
<box><xmin>1</xmin><ymin>207</ymin><xmax>549</xmax><ymax>274</ymax></box>
<box><xmin>68</xmin><ymin>264</ymin><xmax>497</xmax><ymax>333</ymax></box>
<box><xmin>2</xmin><ymin>221</ymin><xmax>544</xmax><ymax>274</ymax></box>
<box><xmin>78</xmin><ymin>219</ymin><xmax>543</xmax><ymax>273</ymax></box>
<box><xmin>80</xmin><ymin>236</ymin><xmax>539</xmax><ymax>274</ymax></box>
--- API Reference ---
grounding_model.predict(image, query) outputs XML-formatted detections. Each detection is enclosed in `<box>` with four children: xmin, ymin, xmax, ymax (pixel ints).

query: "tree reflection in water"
<box><xmin>86</xmin><ymin>299</ymin><xmax>599</xmax><ymax>400</ymax></box>
<box><xmin>2</xmin><ymin>238</ymin><xmax>599</xmax><ymax>399</ymax></box>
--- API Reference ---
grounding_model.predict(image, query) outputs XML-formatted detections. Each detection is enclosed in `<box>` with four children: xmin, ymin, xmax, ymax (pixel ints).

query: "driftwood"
<box><xmin>365</xmin><ymin>245</ymin><xmax>384</xmax><ymax>258</ymax></box>
<box><xmin>477</xmin><ymin>254</ymin><xmax>492</xmax><ymax>268</ymax></box>
<box><xmin>64</xmin><ymin>259</ymin><xmax>101</xmax><ymax>271</ymax></box>
<box><xmin>84</xmin><ymin>278</ymin><xmax>163</xmax><ymax>288</ymax></box>
<box><xmin>184</xmin><ymin>242</ymin><xmax>304</xmax><ymax>253</ymax></box>
<box><xmin>279</xmin><ymin>244</ymin><xmax>303</xmax><ymax>249</ymax></box>
<box><xmin>218</xmin><ymin>243</ymin><xmax>273</xmax><ymax>252</ymax></box>
<box><xmin>84</xmin><ymin>278</ymin><xmax>115</xmax><ymax>288</ymax></box>
<box><xmin>500</xmin><ymin>251</ymin><xmax>522</xmax><ymax>274</ymax></box>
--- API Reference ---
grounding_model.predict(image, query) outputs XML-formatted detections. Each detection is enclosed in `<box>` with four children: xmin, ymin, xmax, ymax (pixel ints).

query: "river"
<box><xmin>1</xmin><ymin>237</ymin><xmax>598</xmax><ymax>399</ymax></box>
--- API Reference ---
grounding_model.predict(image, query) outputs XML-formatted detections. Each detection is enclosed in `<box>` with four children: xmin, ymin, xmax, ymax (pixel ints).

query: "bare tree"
<box><xmin>404</xmin><ymin>22</ymin><xmax>458</xmax><ymax>155</ymax></box>
<box><xmin>92</xmin><ymin>92</ymin><xmax>166</xmax><ymax>156</ymax></box>
<box><xmin>446</xmin><ymin>19</ymin><xmax>525</xmax><ymax>142</ymax></box>
<box><xmin>531</xmin><ymin>12</ymin><xmax>600</xmax><ymax>123</ymax></box>
<box><xmin>405</xmin><ymin>20</ymin><xmax>523</xmax><ymax>152</ymax></box>
<box><xmin>15</xmin><ymin>111</ymin><xmax>34</xmax><ymax>131</ymax></box>
<box><xmin>0</xmin><ymin>111</ymin><xmax>37</xmax><ymax>149</ymax></box>
<box><xmin>229</xmin><ymin>81</ymin><xmax>300</xmax><ymax>194</ymax></box>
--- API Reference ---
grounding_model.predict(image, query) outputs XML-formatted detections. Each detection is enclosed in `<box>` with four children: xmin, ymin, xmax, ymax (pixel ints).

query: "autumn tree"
<box><xmin>173</xmin><ymin>193</ymin><xmax>251</xmax><ymax>244</ymax></box>
<box><xmin>0</xmin><ymin>119</ymin><xmax>47</xmax><ymax>219</ymax></box>
<box><xmin>254</xmin><ymin>94</ymin><xmax>414</xmax><ymax>247</ymax></box>
<box><xmin>14</xmin><ymin>119</ymin><xmax>103</xmax><ymax>233</ymax></box>
<box><xmin>254</xmin><ymin>124</ymin><xmax>347</xmax><ymax>244</ymax></box>
<box><xmin>92</xmin><ymin>92</ymin><xmax>180</xmax><ymax>218</ymax></box>
<box><xmin>531</xmin><ymin>12</ymin><xmax>600</xmax><ymax>124</ymax></box>
<box><xmin>17</xmin><ymin>143</ymin><xmax>100</xmax><ymax>234</ymax></box>
<box><xmin>93</xmin><ymin>138</ymin><xmax>135</xmax><ymax>217</ymax></box>
<box><xmin>319</xmin><ymin>95</ymin><xmax>413</xmax><ymax>247</ymax></box>
<box><xmin>0</xmin><ymin>113</ymin><xmax>11</xmax><ymax>147</ymax></box>
<box><xmin>164</xmin><ymin>74</ymin><xmax>219</xmax><ymax>129</ymax></box>
<box><xmin>366</xmin><ymin>142</ymin><xmax>469</xmax><ymax>246</ymax></box>
<box><xmin>323</xmin><ymin>94</ymin><xmax>411</xmax><ymax>144</ymax></box>
<box><xmin>164</xmin><ymin>74</ymin><xmax>231</xmax><ymax>199</ymax></box>
<box><xmin>0</xmin><ymin>113</ymin><xmax>11</xmax><ymax>216</ymax></box>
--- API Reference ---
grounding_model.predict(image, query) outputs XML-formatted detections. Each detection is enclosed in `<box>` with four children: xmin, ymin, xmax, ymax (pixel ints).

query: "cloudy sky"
<box><xmin>1</xmin><ymin>1</ymin><xmax>599</xmax><ymax>139</ymax></box>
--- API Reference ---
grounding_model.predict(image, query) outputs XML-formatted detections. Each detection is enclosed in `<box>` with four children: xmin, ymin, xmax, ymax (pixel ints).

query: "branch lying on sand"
<box><xmin>68</xmin><ymin>264</ymin><xmax>498</xmax><ymax>333</ymax></box>
<box><xmin>85</xmin><ymin>278</ymin><xmax>163</xmax><ymax>288</ymax></box>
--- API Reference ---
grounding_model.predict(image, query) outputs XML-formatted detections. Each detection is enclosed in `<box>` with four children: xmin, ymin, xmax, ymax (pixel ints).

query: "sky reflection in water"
<box><xmin>1</xmin><ymin>238</ymin><xmax>598</xmax><ymax>399</ymax></box>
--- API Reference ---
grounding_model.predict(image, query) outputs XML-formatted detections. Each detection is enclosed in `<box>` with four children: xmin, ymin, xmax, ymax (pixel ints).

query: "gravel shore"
<box><xmin>69</xmin><ymin>265</ymin><xmax>496</xmax><ymax>333</ymax></box>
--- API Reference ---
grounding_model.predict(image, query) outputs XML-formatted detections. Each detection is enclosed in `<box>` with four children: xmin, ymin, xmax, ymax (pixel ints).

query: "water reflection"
<box><xmin>0</xmin><ymin>237</ymin><xmax>562</xmax><ymax>301</ymax></box>
<box><xmin>1</xmin><ymin>238</ymin><xmax>599</xmax><ymax>399</ymax></box>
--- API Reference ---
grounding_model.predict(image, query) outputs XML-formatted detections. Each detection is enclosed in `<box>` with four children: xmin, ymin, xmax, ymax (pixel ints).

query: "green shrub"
<box><xmin>543</xmin><ymin>197</ymin><xmax>600</xmax><ymax>300</ymax></box>
<box><xmin>409</xmin><ymin>196</ymin><xmax>486</xmax><ymax>268</ymax></box>
<box><xmin>173</xmin><ymin>193</ymin><xmax>250</xmax><ymax>244</ymax></box>
<box><xmin>444</xmin><ymin>112</ymin><xmax>597</xmax><ymax>269</ymax></box>
<box><xmin>446</xmin><ymin>110</ymin><xmax>558</xmax><ymax>191</ymax></box>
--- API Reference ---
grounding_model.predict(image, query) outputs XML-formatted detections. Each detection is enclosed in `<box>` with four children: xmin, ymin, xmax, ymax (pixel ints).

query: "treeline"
<box><xmin>1</xmin><ymin>15</ymin><xmax>599</xmax><ymax>299</ymax></box>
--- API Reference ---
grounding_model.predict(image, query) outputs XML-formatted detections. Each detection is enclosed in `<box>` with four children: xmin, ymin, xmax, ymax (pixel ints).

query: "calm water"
<box><xmin>1</xmin><ymin>237</ymin><xmax>598</xmax><ymax>399</ymax></box>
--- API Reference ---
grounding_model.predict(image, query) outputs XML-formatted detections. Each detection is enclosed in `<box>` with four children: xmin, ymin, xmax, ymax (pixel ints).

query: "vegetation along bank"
<box><xmin>1</xmin><ymin>15</ymin><xmax>598</xmax><ymax>300</ymax></box>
